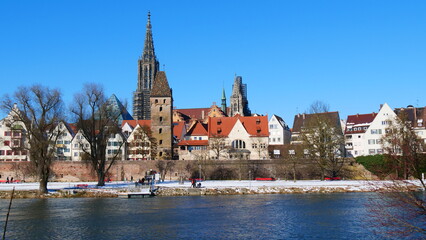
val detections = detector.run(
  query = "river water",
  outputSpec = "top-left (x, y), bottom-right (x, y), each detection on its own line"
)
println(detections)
top-left (0, 193), bottom-right (396, 239)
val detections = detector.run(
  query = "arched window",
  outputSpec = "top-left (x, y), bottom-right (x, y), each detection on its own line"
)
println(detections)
top-left (159, 107), bottom-right (163, 112)
top-left (155, 99), bottom-right (158, 104)
top-left (159, 128), bottom-right (162, 134)
top-left (159, 117), bottom-right (163, 122)
top-left (232, 140), bottom-right (246, 149)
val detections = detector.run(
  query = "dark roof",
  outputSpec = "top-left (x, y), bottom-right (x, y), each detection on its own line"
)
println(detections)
top-left (394, 106), bottom-right (426, 128)
top-left (292, 111), bottom-right (341, 133)
top-left (151, 71), bottom-right (172, 97)
top-left (344, 113), bottom-right (377, 134)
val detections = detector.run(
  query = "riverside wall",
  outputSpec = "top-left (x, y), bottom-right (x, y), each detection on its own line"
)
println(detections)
top-left (0, 158), bottom-right (369, 182)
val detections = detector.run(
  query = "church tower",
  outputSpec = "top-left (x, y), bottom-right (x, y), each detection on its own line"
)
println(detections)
top-left (221, 88), bottom-right (227, 114)
top-left (229, 76), bottom-right (251, 116)
top-left (150, 71), bottom-right (173, 160)
top-left (133, 12), bottom-right (159, 120)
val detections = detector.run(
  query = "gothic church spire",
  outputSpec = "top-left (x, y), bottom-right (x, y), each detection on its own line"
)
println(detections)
top-left (133, 11), bottom-right (160, 120)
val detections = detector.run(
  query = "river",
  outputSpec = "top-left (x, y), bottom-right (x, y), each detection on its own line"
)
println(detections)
top-left (0, 193), bottom-right (403, 239)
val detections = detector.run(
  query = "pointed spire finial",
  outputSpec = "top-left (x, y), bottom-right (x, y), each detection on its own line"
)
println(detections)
top-left (147, 11), bottom-right (151, 28)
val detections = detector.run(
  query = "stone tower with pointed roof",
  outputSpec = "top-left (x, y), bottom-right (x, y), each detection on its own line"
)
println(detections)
top-left (150, 71), bottom-right (173, 159)
top-left (133, 12), bottom-right (159, 120)
top-left (230, 76), bottom-right (251, 116)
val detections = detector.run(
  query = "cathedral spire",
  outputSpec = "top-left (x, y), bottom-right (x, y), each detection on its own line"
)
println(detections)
top-left (133, 11), bottom-right (160, 120)
top-left (142, 11), bottom-right (155, 62)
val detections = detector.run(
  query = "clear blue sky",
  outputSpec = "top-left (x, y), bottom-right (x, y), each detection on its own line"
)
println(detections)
top-left (1, 1), bottom-right (425, 127)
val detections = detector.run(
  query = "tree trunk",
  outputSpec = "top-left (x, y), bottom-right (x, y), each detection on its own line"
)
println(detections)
top-left (97, 169), bottom-right (105, 186)
top-left (39, 175), bottom-right (49, 194)
top-left (39, 163), bottom-right (50, 194)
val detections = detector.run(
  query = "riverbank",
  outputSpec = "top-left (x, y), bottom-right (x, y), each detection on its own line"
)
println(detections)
top-left (0, 180), bottom-right (423, 199)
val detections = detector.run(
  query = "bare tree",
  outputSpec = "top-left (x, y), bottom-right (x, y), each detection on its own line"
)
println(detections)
top-left (155, 160), bottom-right (176, 182)
top-left (209, 135), bottom-right (229, 160)
top-left (301, 102), bottom-right (345, 179)
top-left (70, 84), bottom-right (124, 186)
top-left (306, 100), bottom-right (330, 114)
top-left (1, 85), bottom-right (64, 193)
top-left (366, 112), bottom-right (426, 239)
top-left (382, 112), bottom-right (426, 187)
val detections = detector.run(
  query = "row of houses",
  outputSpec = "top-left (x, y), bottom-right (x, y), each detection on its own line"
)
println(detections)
top-left (1, 101), bottom-right (425, 162)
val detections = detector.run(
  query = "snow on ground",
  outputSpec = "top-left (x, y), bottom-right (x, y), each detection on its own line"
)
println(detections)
top-left (0, 180), bottom-right (422, 192)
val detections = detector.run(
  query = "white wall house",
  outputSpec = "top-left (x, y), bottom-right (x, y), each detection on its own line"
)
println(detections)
top-left (208, 115), bottom-right (269, 160)
top-left (53, 122), bottom-right (75, 161)
top-left (0, 105), bottom-right (29, 162)
top-left (126, 124), bottom-right (153, 160)
top-left (268, 115), bottom-right (291, 145)
top-left (344, 103), bottom-right (397, 157)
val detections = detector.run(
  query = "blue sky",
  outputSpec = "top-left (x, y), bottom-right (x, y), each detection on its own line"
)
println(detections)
top-left (1, 1), bottom-right (425, 126)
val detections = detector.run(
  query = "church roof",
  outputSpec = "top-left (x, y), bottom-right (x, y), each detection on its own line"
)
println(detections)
top-left (151, 71), bottom-right (172, 97)
top-left (106, 94), bottom-right (134, 124)
top-left (208, 115), bottom-right (269, 137)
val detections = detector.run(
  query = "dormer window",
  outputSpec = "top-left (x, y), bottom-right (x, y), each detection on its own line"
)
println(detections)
top-left (256, 119), bottom-right (260, 124)
top-left (217, 119), bottom-right (222, 125)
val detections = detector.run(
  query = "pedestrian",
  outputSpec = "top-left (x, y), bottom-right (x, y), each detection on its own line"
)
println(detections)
top-left (142, 178), bottom-right (145, 185)
top-left (10, 177), bottom-right (13, 183)
top-left (6, 177), bottom-right (9, 184)
top-left (191, 178), bottom-right (196, 188)
top-left (131, 176), bottom-right (133, 182)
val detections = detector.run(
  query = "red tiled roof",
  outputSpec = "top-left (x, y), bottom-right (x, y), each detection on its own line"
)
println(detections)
top-left (187, 121), bottom-right (208, 136)
top-left (208, 115), bottom-right (269, 137)
top-left (173, 121), bottom-right (186, 140)
top-left (122, 120), bottom-right (151, 128)
top-left (176, 108), bottom-right (211, 120)
top-left (177, 140), bottom-right (209, 146)
top-left (345, 113), bottom-right (377, 134)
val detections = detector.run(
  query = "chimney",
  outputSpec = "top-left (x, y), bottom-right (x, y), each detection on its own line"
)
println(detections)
top-left (302, 113), bottom-right (305, 119)
top-left (201, 111), bottom-right (205, 119)
top-left (380, 104), bottom-right (383, 110)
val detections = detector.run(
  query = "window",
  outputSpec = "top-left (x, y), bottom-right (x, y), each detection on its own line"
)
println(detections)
top-left (159, 140), bottom-right (163, 145)
top-left (232, 140), bottom-right (246, 149)
top-left (252, 143), bottom-right (258, 148)
top-left (4, 141), bottom-right (10, 146)
top-left (155, 99), bottom-right (158, 103)
top-left (6, 150), bottom-right (12, 155)
top-left (277, 138), bottom-right (281, 142)
top-left (159, 117), bottom-right (163, 122)
top-left (163, 99), bottom-right (166, 103)
top-left (74, 152), bottom-right (78, 157)
top-left (13, 132), bottom-right (20, 137)
top-left (368, 139), bottom-right (375, 145)
top-left (377, 149), bottom-right (383, 154)
top-left (371, 129), bottom-right (382, 134)
top-left (159, 128), bottom-right (162, 134)
top-left (369, 149), bottom-right (376, 154)
top-left (13, 140), bottom-right (20, 147)
top-left (0, 150), bottom-right (4, 155)
top-left (260, 143), bottom-right (266, 148)
top-left (160, 107), bottom-right (163, 112)
top-left (4, 131), bottom-right (11, 136)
